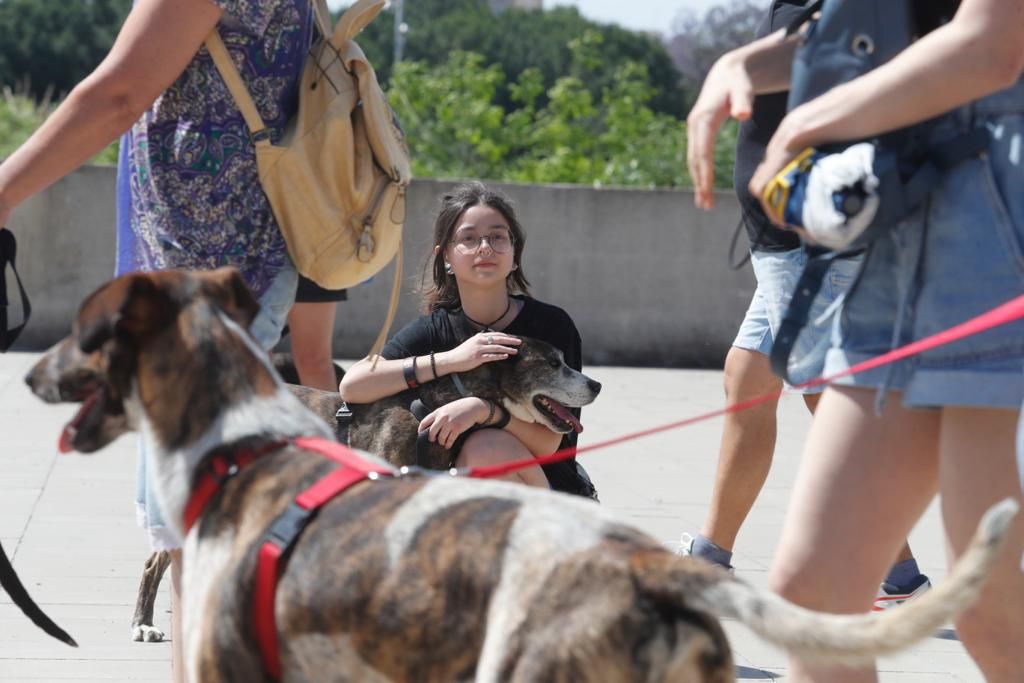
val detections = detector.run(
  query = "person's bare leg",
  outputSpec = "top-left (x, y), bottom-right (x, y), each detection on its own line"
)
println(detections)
top-left (456, 430), bottom-right (549, 488)
top-left (938, 407), bottom-right (1023, 683)
top-left (802, 392), bottom-right (918, 570)
top-left (768, 386), bottom-right (940, 682)
top-left (701, 346), bottom-right (783, 550)
top-left (286, 302), bottom-right (339, 391)
top-left (169, 549), bottom-right (185, 683)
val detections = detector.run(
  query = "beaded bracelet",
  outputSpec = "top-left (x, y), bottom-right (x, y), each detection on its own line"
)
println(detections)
top-left (429, 350), bottom-right (439, 380)
top-left (402, 356), bottom-right (419, 389)
top-left (482, 400), bottom-right (496, 426)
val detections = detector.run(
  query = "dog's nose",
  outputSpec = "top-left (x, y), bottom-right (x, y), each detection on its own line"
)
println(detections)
top-left (24, 368), bottom-right (39, 393)
top-left (587, 379), bottom-right (602, 395)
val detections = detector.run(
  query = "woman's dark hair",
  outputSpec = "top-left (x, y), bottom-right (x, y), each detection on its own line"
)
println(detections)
top-left (422, 181), bottom-right (531, 312)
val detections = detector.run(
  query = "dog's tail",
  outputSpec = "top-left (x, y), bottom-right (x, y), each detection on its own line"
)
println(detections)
top-left (632, 498), bottom-right (1017, 665)
top-left (0, 539), bottom-right (77, 646)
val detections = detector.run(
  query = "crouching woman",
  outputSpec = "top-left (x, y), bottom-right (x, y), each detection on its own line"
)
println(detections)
top-left (340, 182), bottom-right (598, 499)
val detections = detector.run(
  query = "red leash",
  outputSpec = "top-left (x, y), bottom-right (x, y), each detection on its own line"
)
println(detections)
top-left (470, 293), bottom-right (1024, 480)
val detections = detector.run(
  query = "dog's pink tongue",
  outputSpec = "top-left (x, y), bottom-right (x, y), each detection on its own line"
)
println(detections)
top-left (549, 401), bottom-right (583, 433)
top-left (58, 425), bottom-right (76, 454)
top-left (58, 392), bottom-right (100, 454)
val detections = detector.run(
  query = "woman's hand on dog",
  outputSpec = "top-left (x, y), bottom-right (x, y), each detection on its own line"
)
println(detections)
top-left (419, 397), bottom-right (492, 449)
top-left (440, 333), bottom-right (521, 374)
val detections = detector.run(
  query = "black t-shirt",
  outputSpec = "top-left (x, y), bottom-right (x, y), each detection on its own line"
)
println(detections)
top-left (914, 0), bottom-right (958, 35)
top-left (381, 295), bottom-right (595, 498)
top-left (734, 0), bottom-right (809, 252)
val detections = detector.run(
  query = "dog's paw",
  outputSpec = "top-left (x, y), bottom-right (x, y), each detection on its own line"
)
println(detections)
top-left (132, 624), bottom-right (165, 642)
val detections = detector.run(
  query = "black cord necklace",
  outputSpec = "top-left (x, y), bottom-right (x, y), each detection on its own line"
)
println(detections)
top-left (463, 297), bottom-right (512, 331)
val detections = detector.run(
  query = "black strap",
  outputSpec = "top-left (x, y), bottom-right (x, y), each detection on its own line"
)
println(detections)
top-left (0, 539), bottom-right (76, 646)
top-left (784, 0), bottom-right (823, 37)
top-left (334, 402), bottom-right (352, 444)
top-left (728, 216), bottom-right (752, 270)
top-left (0, 228), bottom-right (31, 352)
top-left (769, 248), bottom-right (839, 383)
top-left (409, 398), bottom-right (434, 468)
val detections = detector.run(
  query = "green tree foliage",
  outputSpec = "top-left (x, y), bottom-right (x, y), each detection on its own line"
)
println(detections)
top-left (0, 0), bottom-right (131, 100)
top-left (351, 1), bottom-right (687, 117)
top-left (387, 33), bottom-right (738, 189)
top-left (0, 87), bottom-right (118, 165)
top-left (0, 0), bottom-right (738, 184)
top-left (0, 87), bottom-right (50, 160)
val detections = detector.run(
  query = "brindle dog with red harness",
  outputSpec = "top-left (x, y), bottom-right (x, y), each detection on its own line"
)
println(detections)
top-left (25, 268), bottom-right (1019, 682)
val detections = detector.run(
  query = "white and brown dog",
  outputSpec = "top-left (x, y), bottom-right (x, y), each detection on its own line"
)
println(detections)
top-left (25, 268), bottom-right (1018, 682)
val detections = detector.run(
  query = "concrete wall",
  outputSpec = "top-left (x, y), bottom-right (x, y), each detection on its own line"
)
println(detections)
top-left (7, 169), bottom-right (753, 367)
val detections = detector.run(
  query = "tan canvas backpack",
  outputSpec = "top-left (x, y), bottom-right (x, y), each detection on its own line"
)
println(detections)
top-left (205, 0), bottom-right (411, 352)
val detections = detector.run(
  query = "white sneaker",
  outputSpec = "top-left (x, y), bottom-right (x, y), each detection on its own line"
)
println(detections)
top-left (872, 575), bottom-right (931, 611)
top-left (676, 532), bottom-right (697, 557)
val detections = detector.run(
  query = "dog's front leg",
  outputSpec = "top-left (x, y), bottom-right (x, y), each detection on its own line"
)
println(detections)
top-left (131, 550), bottom-right (171, 642)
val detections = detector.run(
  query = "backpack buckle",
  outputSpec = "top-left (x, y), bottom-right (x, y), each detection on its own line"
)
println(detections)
top-left (357, 225), bottom-right (375, 262)
top-left (251, 128), bottom-right (272, 144)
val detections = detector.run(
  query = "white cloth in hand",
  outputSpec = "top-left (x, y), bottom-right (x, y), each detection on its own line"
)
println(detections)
top-left (801, 142), bottom-right (880, 250)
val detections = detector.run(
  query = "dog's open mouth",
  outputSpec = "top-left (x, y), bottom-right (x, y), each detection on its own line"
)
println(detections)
top-left (533, 395), bottom-right (583, 433)
top-left (58, 384), bottom-right (106, 454)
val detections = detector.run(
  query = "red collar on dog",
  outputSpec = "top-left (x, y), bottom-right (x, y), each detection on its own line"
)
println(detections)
top-left (182, 436), bottom-right (394, 680)
top-left (182, 439), bottom-right (290, 533)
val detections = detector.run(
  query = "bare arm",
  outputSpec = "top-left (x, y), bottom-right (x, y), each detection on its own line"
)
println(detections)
top-left (339, 331), bottom-right (521, 403)
top-left (418, 397), bottom-right (563, 457)
top-left (750, 0), bottom-right (1024, 205)
top-left (500, 411), bottom-right (563, 457)
top-left (339, 357), bottom-right (422, 403)
top-left (686, 28), bottom-right (800, 209)
top-left (0, 0), bottom-right (223, 226)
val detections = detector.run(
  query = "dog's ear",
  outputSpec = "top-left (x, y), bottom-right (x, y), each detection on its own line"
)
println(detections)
top-left (200, 267), bottom-right (261, 330)
top-left (76, 273), bottom-right (175, 353)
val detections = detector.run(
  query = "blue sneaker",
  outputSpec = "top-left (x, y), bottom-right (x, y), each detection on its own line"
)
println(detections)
top-left (676, 533), bottom-right (734, 574)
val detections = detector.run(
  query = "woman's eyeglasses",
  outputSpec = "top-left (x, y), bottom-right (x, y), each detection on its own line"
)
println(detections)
top-left (451, 232), bottom-right (514, 254)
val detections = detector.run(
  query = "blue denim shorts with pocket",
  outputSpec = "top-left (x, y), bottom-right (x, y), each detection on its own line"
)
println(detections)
top-left (734, 247), bottom-right (863, 392)
top-left (824, 82), bottom-right (1024, 409)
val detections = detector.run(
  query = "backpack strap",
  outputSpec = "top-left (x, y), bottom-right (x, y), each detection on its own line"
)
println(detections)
top-left (333, 0), bottom-right (385, 46)
top-left (311, 0), bottom-right (333, 41)
top-left (0, 228), bottom-right (31, 353)
top-left (205, 0), bottom-right (335, 138)
top-left (365, 243), bottom-right (402, 358)
top-left (768, 247), bottom-right (841, 383)
top-left (203, 32), bottom-right (270, 143)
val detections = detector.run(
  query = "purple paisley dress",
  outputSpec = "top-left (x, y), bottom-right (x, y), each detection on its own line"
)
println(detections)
top-left (116, 0), bottom-right (314, 297)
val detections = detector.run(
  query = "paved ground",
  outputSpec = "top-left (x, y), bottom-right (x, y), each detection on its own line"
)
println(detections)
top-left (0, 352), bottom-right (984, 681)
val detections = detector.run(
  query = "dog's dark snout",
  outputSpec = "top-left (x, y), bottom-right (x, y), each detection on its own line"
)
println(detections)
top-left (24, 360), bottom-right (59, 403)
top-left (24, 358), bottom-right (49, 394)
top-left (587, 379), bottom-right (602, 395)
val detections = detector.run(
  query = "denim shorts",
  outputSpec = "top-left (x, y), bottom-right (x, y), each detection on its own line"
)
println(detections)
top-left (824, 84), bottom-right (1024, 409)
top-left (135, 260), bottom-right (298, 550)
top-left (734, 247), bottom-right (863, 392)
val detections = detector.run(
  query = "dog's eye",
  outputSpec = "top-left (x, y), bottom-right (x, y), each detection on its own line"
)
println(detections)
top-left (549, 360), bottom-right (560, 369)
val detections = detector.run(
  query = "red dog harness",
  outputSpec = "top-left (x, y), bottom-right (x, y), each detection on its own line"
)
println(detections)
top-left (182, 436), bottom-right (395, 679)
